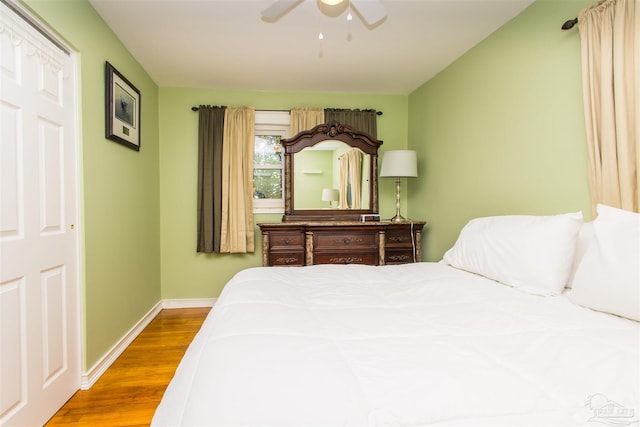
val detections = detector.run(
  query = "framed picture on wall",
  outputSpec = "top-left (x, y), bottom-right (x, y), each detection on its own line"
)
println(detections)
top-left (105, 61), bottom-right (141, 151)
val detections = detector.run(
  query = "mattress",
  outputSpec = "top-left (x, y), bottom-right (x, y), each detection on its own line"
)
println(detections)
top-left (152, 263), bottom-right (639, 426)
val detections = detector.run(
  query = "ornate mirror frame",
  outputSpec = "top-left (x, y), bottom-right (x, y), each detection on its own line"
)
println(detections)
top-left (282, 120), bottom-right (383, 222)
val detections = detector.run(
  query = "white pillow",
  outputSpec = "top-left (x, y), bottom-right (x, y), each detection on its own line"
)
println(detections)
top-left (569, 204), bottom-right (640, 321)
top-left (442, 212), bottom-right (583, 296)
top-left (565, 221), bottom-right (595, 289)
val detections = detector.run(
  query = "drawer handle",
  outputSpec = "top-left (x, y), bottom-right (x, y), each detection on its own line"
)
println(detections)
top-left (390, 236), bottom-right (410, 243)
top-left (276, 257), bottom-right (298, 264)
top-left (283, 238), bottom-right (293, 245)
top-left (332, 237), bottom-right (363, 245)
top-left (329, 256), bottom-right (363, 264)
top-left (389, 254), bottom-right (410, 261)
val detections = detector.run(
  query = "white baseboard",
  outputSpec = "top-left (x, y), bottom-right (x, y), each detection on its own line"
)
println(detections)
top-left (161, 297), bottom-right (217, 309)
top-left (80, 297), bottom-right (216, 389)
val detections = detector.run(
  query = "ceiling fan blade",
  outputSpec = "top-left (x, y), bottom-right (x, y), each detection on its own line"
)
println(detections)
top-left (351, 0), bottom-right (386, 26)
top-left (261, 0), bottom-right (304, 21)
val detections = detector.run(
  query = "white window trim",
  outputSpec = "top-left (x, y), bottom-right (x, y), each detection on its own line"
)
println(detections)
top-left (253, 111), bottom-right (290, 214)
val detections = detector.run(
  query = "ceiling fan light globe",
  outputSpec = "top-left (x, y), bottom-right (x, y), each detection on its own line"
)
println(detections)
top-left (319, 0), bottom-right (344, 5)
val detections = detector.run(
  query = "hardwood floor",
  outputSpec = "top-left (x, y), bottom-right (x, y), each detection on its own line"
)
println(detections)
top-left (45, 308), bottom-right (210, 427)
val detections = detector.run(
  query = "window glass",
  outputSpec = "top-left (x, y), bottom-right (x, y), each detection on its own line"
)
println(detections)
top-left (254, 135), bottom-right (282, 166)
top-left (253, 111), bottom-right (289, 213)
top-left (253, 135), bottom-right (283, 199)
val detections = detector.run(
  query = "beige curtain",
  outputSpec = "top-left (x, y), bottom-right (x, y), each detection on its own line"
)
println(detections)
top-left (348, 149), bottom-right (363, 209)
top-left (338, 149), bottom-right (363, 208)
top-left (220, 107), bottom-right (255, 253)
top-left (579, 0), bottom-right (638, 214)
top-left (339, 154), bottom-right (349, 208)
top-left (290, 107), bottom-right (324, 136)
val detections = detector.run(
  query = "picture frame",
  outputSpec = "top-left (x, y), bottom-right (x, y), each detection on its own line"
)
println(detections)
top-left (105, 61), bottom-right (141, 151)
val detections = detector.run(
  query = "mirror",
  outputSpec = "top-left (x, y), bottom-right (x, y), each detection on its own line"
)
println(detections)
top-left (293, 141), bottom-right (370, 210)
top-left (282, 121), bottom-right (382, 222)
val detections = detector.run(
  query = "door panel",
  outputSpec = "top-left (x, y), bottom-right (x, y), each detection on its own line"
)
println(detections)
top-left (0, 102), bottom-right (22, 240)
top-left (0, 279), bottom-right (27, 420)
top-left (39, 119), bottom-right (64, 234)
top-left (41, 265), bottom-right (66, 386)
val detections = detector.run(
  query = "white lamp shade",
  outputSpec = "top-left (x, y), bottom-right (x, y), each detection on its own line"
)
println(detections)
top-left (380, 150), bottom-right (418, 178)
top-left (321, 188), bottom-right (340, 202)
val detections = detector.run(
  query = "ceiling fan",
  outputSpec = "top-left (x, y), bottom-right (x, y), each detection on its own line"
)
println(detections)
top-left (261, 0), bottom-right (387, 27)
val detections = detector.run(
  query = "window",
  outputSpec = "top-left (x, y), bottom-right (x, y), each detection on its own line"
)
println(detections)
top-left (253, 111), bottom-right (290, 213)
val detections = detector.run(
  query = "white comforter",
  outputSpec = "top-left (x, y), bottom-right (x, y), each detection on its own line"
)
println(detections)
top-left (152, 263), bottom-right (639, 426)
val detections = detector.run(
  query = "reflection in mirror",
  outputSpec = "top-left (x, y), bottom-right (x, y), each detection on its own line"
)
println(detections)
top-left (294, 141), bottom-right (370, 210)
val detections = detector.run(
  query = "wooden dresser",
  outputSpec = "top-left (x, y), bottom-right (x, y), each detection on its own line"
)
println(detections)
top-left (258, 221), bottom-right (425, 267)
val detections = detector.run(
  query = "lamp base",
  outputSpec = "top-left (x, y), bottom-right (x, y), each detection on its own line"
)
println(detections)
top-left (388, 176), bottom-right (410, 223)
top-left (389, 214), bottom-right (409, 223)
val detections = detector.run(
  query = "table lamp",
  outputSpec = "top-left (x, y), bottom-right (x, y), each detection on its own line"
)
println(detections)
top-left (379, 150), bottom-right (418, 222)
top-left (321, 188), bottom-right (339, 208)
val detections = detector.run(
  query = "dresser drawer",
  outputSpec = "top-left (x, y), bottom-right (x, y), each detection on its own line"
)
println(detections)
top-left (314, 232), bottom-right (378, 250)
top-left (385, 250), bottom-right (416, 265)
top-left (385, 228), bottom-right (414, 248)
top-left (314, 252), bottom-right (379, 265)
top-left (269, 251), bottom-right (305, 267)
top-left (269, 232), bottom-right (304, 250)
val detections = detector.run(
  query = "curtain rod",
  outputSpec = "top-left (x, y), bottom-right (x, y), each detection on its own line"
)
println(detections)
top-left (191, 105), bottom-right (225, 111)
top-left (562, 17), bottom-right (578, 30)
top-left (191, 106), bottom-right (383, 115)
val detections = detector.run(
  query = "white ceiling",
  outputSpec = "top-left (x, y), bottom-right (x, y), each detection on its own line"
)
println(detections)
top-left (88, 0), bottom-right (535, 95)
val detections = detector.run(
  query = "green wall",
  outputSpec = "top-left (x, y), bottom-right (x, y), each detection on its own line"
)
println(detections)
top-left (159, 88), bottom-right (408, 299)
top-left (23, 0), bottom-right (161, 369)
top-left (408, 0), bottom-right (592, 261)
top-left (294, 150), bottom-right (334, 209)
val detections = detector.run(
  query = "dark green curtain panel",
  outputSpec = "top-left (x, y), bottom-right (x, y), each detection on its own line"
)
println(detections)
top-left (324, 108), bottom-right (378, 138)
top-left (197, 106), bottom-right (226, 253)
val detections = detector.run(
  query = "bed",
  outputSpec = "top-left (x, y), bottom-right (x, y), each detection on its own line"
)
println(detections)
top-left (152, 205), bottom-right (639, 426)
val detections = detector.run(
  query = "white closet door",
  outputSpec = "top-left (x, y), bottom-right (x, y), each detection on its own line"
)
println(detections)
top-left (0, 2), bottom-right (80, 426)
